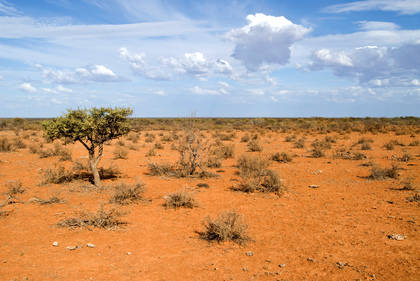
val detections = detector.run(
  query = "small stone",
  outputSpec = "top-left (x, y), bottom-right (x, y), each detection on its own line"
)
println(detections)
top-left (279, 264), bottom-right (286, 268)
top-left (214, 268), bottom-right (219, 270)
top-left (388, 234), bottom-right (406, 241)
top-left (66, 246), bottom-right (77, 251)
top-left (336, 262), bottom-right (345, 269)
top-left (309, 185), bottom-right (319, 188)
top-left (87, 243), bottom-right (95, 248)
top-left (245, 251), bottom-right (254, 256)
top-left (53, 242), bottom-right (59, 247)
top-left (126, 252), bottom-right (132, 255)
top-left (307, 258), bottom-right (315, 262)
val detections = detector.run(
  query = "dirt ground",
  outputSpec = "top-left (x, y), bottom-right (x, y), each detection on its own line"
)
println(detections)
top-left (0, 128), bottom-right (419, 281)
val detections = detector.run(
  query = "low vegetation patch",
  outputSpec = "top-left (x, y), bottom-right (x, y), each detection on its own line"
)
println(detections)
top-left (271, 152), bottom-right (293, 163)
top-left (197, 210), bottom-right (252, 246)
top-left (235, 155), bottom-right (284, 194)
top-left (57, 204), bottom-right (127, 230)
top-left (163, 189), bottom-right (199, 210)
top-left (6, 181), bottom-right (25, 195)
top-left (109, 181), bottom-right (146, 205)
top-left (247, 140), bottom-right (263, 152)
top-left (368, 163), bottom-right (400, 180)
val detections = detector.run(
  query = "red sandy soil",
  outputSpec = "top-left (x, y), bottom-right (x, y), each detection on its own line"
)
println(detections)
top-left (0, 129), bottom-right (419, 281)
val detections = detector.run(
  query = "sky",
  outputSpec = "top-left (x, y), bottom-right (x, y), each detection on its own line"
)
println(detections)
top-left (0, 0), bottom-right (419, 118)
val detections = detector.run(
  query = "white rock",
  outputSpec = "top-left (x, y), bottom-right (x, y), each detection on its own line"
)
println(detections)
top-left (87, 243), bottom-right (95, 248)
top-left (53, 242), bottom-right (59, 247)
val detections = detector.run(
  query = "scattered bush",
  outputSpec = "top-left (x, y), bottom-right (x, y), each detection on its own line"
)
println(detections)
top-left (368, 163), bottom-right (400, 180)
top-left (360, 142), bottom-right (372, 150)
top-left (402, 178), bottom-right (416, 191)
top-left (293, 137), bottom-right (306, 148)
top-left (247, 140), bottom-right (263, 152)
top-left (109, 181), bottom-right (146, 205)
top-left (240, 133), bottom-right (251, 143)
top-left (6, 181), bottom-right (25, 195)
top-left (408, 140), bottom-right (419, 146)
top-left (163, 189), bottom-right (199, 210)
top-left (205, 156), bottom-right (223, 168)
top-left (29, 189), bottom-right (65, 205)
top-left (13, 137), bottom-right (27, 149)
top-left (236, 155), bottom-right (284, 193)
top-left (154, 142), bottom-right (164, 149)
top-left (147, 161), bottom-right (174, 176)
top-left (57, 204), bottom-right (127, 230)
top-left (285, 134), bottom-right (297, 142)
top-left (399, 153), bottom-right (413, 162)
top-left (113, 146), bottom-right (129, 159)
top-left (0, 137), bottom-right (14, 152)
top-left (126, 132), bottom-right (140, 143)
top-left (213, 143), bottom-right (235, 159)
top-left (42, 165), bottom-right (73, 184)
top-left (197, 210), bottom-right (251, 246)
top-left (146, 148), bottom-right (156, 157)
top-left (311, 147), bottom-right (325, 158)
top-left (271, 152), bottom-right (293, 163)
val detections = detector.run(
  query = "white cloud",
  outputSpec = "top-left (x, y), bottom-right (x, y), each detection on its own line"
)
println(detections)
top-left (0, 1), bottom-right (20, 16)
top-left (120, 47), bottom-right (233, 80)
top-left (0, 75), bottom-right (3, 80)
top-left (190, 86), bottom-right (221, 95)
top-left (356, 21), bottom-right (400, 31)
top-left (323, 0), bottom-right (420, 15)
top-left (219, 81), bottom-right (230, 88)
top-left (308, 43), bottom-right (420, 84)
top-left (18, 83), bottom-right (37, 93)
top-left (42, 64), bottom-right (129, 84)
top-left (223, 13), bottom-right (312, 71)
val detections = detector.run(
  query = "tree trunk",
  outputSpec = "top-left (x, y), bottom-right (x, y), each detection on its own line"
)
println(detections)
top-left (89, 154), bottom-right (101, 187)
top-left (88, 144), bottom-right (103, 187)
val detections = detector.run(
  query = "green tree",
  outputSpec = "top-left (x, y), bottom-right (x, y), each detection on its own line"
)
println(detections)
top-left (42, 107), bottom-right (133, 186)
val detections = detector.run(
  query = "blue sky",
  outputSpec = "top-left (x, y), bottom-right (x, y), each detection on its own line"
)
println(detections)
top-left (1, 0), bottom-right (419, 118)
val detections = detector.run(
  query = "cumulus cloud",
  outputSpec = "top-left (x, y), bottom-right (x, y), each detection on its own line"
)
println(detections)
top-left (308, 43), bottom-right (420, 84)
top-left (190, 86), bottom-right (221, 95)
top-left (18, 82), bottom-right (37, 93)
top-left (120, 47), bottom-right (233, 80)
top-left (222, 13), bottom-right (312, 71)
top-left (42, 65), bottom-right (130, 84)
top-left (322, 0), bottom-right (420, 15)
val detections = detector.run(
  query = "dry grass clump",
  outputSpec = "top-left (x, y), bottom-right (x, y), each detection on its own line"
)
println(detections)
top-left (126, 132), bottom-right (140, 143)
top-left (293, 137), bottom-right (306, 148)
top-left (29, 189), bottom-right (65, 205)
top-left (113, 146), bottom-right (129, 159)
top-left (398, 153), bottom-right (413, 162)
top-left (213, 143), bottom-right (235, 159)
top-left (311, 147), bottom-right (325, 158)
top-left (154, 142), bottom-right (164, 149)
top-left (0, 137), bottom-right (14, 152)
top-left (146, 148), bottom-right (156, 157)
top-left (246, 140), bottom-right (263, 152)
top-left (109, 182), bottom-right (146, 205)
top-left (402, 178), bottom-right (416, 191)
top-left (147, 161), bottom-right (174, 176)
top-left (236, 155), bottom-right (284, 193)
top-left (408, 192), bottom-right (420, 204)
top-left (163, 189), bottom-right (199, 210)
top-left (57, 204), bottom-right (127, 230)
top-left (197, 210), bottom-right (252, 246)
top-left (38, 142), bottom-right (72, 161)
top-left (42, 165), bottom-right (73, 184)
top-left (205, 156), bottom-right (223, 168)
top-left (368, 163), bottom-right (400, 180)
top-left (408, 140), bottom-right (419, 146)
top-left (13, 137), bottom-right (27, 149)
top-left (240, 133), bottom-right (251, 143)
top-left (6, 181), bottom-right (25, 195)
top-left (271, 152), bottom-right (293, 163)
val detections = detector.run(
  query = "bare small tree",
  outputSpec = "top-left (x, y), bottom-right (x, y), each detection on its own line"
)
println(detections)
top-left (176, 112), bottom-right (211, 176)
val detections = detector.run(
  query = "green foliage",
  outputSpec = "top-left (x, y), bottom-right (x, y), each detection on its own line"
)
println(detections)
top-left (42, 107), bottom-right (133, 186)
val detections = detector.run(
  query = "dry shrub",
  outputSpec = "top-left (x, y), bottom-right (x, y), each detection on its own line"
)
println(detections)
top-left (311, 147), bottom-right (325, 158)
top-left (147, 161), bottom-right (174, 176)
top-left (38, 142), bottom-right (72, 161)
top-left (312, 139), bottom-right (331, 150)
top-left (29, 189), bottom-right (65, 205)
top-left (285, 134), bottom-right (296, 142)
top-left (163, 189), bottom-right (199, 210)
top-left (399, 153), bottom-right (413, 162)
top-left (109, 182), bottom-right (146, 205)
top-left (293, 137), bottom-right (306, 148)
top-left (369, 163), bottom-right (400, 180)
top-left (57, 204), bottom-right (127, 230)
top-left (146, 148), bottom-right (156, 157)
top-left (213, 143), bottom-right (235, 159)
top-left (205, 156), bottom-right (223, 168)
top-left (236, 155), bottom-right (284, 193)
top-left (126, 132), bottom-right (140, 143)
top-left (271, 152), bottom-right (293, 163)
top-left (0, 137), bottom-right (14, 152)
top-left (197, 210), bottom-right (252, 246)
top-left (154, 142), bottom-right (164, 149)
top-left (6, 181), bottom-right (25, 195)
top-left (240, 133), bottom-right (251, 143)
top-left (408, 192), bottom-right (420, 204)
top-left (409, 140), bottom-right (419, 146)
top-left (402, 178), bottom-right (416, 191)
top-left (113, 146), bottom-right (129, 159)
top-left (360, 142), bottom-right (372, 150)
top-left (13, 137), bottom-right (27, 149)
top-left (247, 140), bottom-right (263, 152)
top-left (42, 164), bottom-right (73, 184)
